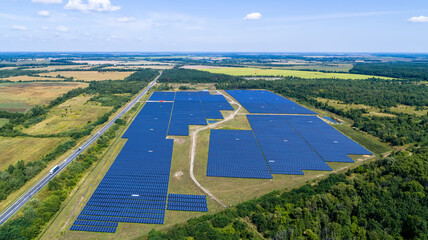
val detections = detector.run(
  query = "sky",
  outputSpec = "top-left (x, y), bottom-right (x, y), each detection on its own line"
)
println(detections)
top-left (1, 0), bottom-right (428, 52)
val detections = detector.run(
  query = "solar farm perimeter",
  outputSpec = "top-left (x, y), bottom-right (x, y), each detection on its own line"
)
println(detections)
top-left (68, 89), bottom-right (371, 235)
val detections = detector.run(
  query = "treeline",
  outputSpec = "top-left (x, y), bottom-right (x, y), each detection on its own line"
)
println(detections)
top-left (0, 120), bottom-right (125, 240)
top-left (147, 147), bottom-right (428, 240)
top-left (350, 62), bottom-right (428, 80)
top-left (158, 68), bottom-right (244, 83)
top-left (0, 69), bottom-right (46, 78)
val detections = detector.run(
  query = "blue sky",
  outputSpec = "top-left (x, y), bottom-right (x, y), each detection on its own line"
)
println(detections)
top-left (1, 0), bottom-right (428, 52)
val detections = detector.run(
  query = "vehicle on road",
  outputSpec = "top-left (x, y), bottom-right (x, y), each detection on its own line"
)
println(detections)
top-left (49, 165), bottom-right (59, 175)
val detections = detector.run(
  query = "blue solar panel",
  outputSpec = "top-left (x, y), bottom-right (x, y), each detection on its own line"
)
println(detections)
top-left (70, 225), bottom-right (116, 233)
top-left (73, 220), bottom-right (118, 228)
top-left (207, 130), bottom-right (272, 179)
top-left (248, 115), bottom-right (332, 175)
top-left (74, 101), bottom-right (174, 227)
top-left (149, 91), bottom-right (176, 101)
top-left (284, 115), bottom-right (372, 162)
top-left (166, 194), bottom-right (208, 212)
top-left (226, 90), bottom-right (316, 114)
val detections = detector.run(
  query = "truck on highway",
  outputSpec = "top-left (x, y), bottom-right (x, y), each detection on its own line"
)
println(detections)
top-left (49, 165), bottom-right (59, 175)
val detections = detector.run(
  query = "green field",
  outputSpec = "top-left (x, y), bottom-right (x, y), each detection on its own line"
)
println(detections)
top-left (0, 118), bottom-right (8, 128)
top-left (200, 67), bottom-right (393, 80)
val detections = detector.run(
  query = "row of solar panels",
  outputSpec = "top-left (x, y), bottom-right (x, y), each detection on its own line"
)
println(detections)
top-left (226, 90), bottom-right (316, 115)
top-left (207, 130), bottom-right (273, 179)
top-left (148, 91), bottom-right (233, 136)
top-left (71, 102), bottom-right (175, 233)
top-left (166, 194), bottom-right (208, 212)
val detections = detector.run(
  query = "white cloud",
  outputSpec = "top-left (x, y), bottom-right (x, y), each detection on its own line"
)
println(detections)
top-left (32, 0), bottom-right (62, 4)
top-left (37, 10), bottom-right (50, 17)
top-left (65, 0), bottom-right (121, 12)
top-left (244, 12), bottom-right (262, 20)
top-left (12, 25), bottom-right (27, 31)
top-left (56, 26), bottom-right (69, 32)
top-left (408, 15), bottom-right (428, 23)
top-left (116, 16), bottom-right (136, 23)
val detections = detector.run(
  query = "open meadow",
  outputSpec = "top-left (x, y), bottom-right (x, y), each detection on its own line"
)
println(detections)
top-left (200, 67), bottom-right (393, 80)
top-left (23, 95), bottom-right (113, 135)
top-left (0, 82), bottom-right (88, 112)
top-left (40, 71), bottom-right (134, 81)
top-left (0, 137), bottom-right (64, 171)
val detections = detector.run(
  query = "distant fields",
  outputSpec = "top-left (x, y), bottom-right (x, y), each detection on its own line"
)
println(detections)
top-left (23, 95), bottom-right (113, 135)
top-left (0, 82), bottom-right (88, 112)
top-left (200, 67), bottom-right (393, 80)
top-left (0, 75), bottom-right (64, 82)
top-left (0, 137), bottom-right (63, 171)
top-left (40, 71), bottom-right (134, 81)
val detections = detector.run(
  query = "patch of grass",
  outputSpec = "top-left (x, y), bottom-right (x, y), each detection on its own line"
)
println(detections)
top-left (0, 137), bottom-right (63, 171)
top-left (23, 94), bottom-right (113, 135)
top-left (390, 104), bottom-right (428, 116)
top-left (271, 64), bottom-right (353, 72)
top-left (0, 118), bottom-right (8, 128)
top-left (40, 71), bottom-right (134, 81)
top-left (200, 67), bottom-right (393, 80)
top-left (333, 124), bottom-right (392, 155)
top-left (0, 82), bottom-right (88, 112)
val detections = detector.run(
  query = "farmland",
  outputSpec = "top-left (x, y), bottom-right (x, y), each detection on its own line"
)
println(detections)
top-left (0, 82), bottom-right (88, 112)
top-left (23, 95), bottom-right (113, 135)
top-left (0, 75), bottom-right (64, 82)
top-left (0, 137), bottom-right (63, 171)
top-left (199, 67), bottom-right (393, 79)
top-left (40, 71), bottom-right (134, 81)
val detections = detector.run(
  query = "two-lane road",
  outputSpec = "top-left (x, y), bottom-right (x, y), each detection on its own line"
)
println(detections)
top-left (0, 71), bottom-right (161, 226)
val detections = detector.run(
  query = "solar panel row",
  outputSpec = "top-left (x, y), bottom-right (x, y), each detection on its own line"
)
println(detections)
top-left (72, 102), bottom-right (175, 233)
top-left (70, 225), bottom-right (116, 233)
top-left (207, 130), bottom-right (273, 179)
top-left (248, 115), bottom-right (332, 175)
top-left (149, 91), bottom-right (176, 101)
top-left (166, 194), bottom-right (208, 212)
top-left (226, 90), bottom-right (316, 114)
top-left (165, 91), bottom-right (233, 136)
top-left (73, 220), bottom-right (118, 228)
top-left (284, 115), bottom-right (372, 162)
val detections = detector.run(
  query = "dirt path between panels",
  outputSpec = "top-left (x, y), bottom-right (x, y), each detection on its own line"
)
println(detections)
top-left (189, 92), bottom-right (242, 208)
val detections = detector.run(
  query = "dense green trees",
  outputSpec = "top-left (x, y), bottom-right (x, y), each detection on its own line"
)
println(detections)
top-left (148, 148), bottom-right (428, 240)
top-left (350, 62), bottom-right (428, 80)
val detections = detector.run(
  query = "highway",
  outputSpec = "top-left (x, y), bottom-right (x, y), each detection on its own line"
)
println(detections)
top-left (0, 71), bottom-right (162, 226)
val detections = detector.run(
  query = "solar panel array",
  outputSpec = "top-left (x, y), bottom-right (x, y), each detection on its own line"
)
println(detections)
top-left (167, 91), bottom-right (233, 136)
top-left (207, 129), bottom-right (273, 179)
top-left (199, 91), bottom-right (234, 119)
top-left (149, 91), bottom-right (176, 101)
top-left (226, 90), bottom-right (316, 114)
top-left (167, 194), bottom-right (208, 212)
top-left (248, 115), bottom-right (332, 175)
top-left (71, 102), bottom-right (174, 233)
top-left (285, 115), bottom-right (372, 162)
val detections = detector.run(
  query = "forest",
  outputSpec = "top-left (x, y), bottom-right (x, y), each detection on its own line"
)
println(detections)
top-left (147, 147), bottom-right (428, 240)
top-left (350, 62), bottom-right (428, 80)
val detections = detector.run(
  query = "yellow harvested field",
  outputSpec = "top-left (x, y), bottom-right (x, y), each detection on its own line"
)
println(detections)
top-left (103, 65), bottom-right (173, 70)
top-left (0, 137), bottom-right (63, 171)
top-left (0, 75), bottom-right (64, 81)
top-left (0, 82), bottom-right (88, 112)
top-left (40, 71), bottom-right (134, 81)
top-left (22, 65), bottom-right (91, 71)
top-left (24, 95), bottom-right (113, 135)
top-left (200, 67), bottom-right (393, 80)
